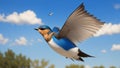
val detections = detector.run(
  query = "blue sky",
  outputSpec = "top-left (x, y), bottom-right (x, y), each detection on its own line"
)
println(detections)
top-left (0, 0), bottom-right (120, 68)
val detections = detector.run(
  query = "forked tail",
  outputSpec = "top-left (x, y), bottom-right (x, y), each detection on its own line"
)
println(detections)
top-left (77, 49), bottom-right (94, 62)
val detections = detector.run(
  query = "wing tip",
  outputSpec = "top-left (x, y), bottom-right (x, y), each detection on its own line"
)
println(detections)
top-left (79, 2), bottom-right (85, 9)
top-left (81, 2), bottom-right (84, 6)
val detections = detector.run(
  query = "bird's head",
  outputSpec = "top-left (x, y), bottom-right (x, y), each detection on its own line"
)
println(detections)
top-left (35, 25), bottom-right (52, 36)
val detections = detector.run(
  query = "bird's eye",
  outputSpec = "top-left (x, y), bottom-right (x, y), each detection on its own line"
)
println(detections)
top-left (40, 28), bottom-right (45, 30)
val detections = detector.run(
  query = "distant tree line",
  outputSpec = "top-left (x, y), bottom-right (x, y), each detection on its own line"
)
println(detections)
top-left (0, 49), bottom-right (54, 68)
top-left (66, 64), bottom-right (117, 68)
top-left (0, 49), bottom-right (30, 68)
top-left (0, 49), bottom-right (117, 68)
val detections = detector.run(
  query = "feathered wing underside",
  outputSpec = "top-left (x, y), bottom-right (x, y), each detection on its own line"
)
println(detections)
top-left (57, 3), bottom-right (104, 43)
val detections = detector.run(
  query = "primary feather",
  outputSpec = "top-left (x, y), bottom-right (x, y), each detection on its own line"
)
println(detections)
top-left (57, 3), bottom-right (104, 43)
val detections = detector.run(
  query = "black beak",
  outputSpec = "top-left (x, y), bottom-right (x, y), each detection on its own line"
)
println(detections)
top-left (34, 28), bottom-right (38, 31)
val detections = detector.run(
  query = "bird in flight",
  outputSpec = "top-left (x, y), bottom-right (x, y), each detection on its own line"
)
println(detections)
top-left (48, 12), bottom-right (54, 16)
top-left (35, 3), bottom-right (104, 61)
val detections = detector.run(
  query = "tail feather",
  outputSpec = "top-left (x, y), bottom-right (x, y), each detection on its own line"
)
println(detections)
top-left (78, 57), bottom-right (84, 62)
top-left (78, 49), bottom-right (94, 57)
top-left (76, 49), bottom-right (94, 62)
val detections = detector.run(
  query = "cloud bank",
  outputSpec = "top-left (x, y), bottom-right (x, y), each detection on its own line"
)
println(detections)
top-left (0, 10), bottom-right (42, 25)
top-left (14, 37), bottom-right (27, 46)
top-left (111, 44), bottom-right (120, 51)
top-left (94, 23), bottom-right (120, 37)
top-left (0, 33), bottom-right (43, 46)
top-left (114, 4), bottom-right (120, 10)
top-left (0, 34), bottom-right (9, 45)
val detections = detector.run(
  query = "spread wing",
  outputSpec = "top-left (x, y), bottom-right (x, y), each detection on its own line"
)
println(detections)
top-left (57, 3), bottom-right (104, 44)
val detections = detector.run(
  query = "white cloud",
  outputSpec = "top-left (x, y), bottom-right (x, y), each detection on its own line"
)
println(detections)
top-left (114, 4), bottom-right (120, 10)
top-left (101, 49), bottom-right (107, 53)
top-left (0, 34), bottom-right (8, 45)
top-left (0, 10), bottom-right (42, 25)
top-left (111, 44), bottom-right (120, 51)
top-left (14, 37), bottom-right (27, 46)
top-left (94, 23), bottom-right (120, 37)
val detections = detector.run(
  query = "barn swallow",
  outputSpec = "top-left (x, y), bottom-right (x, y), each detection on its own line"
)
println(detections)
top-left (35, 3), bottom-right (104, 61)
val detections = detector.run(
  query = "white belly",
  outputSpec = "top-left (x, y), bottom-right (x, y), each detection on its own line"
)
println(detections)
top-left (48, 39), bottom-right (79, 59)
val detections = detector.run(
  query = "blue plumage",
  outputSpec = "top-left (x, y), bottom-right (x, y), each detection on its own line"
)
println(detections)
top-left (52, 27), bottom-right (60, 33)
top-left (39, 25), bottom-right (52, 31)
top-left (39, 25), bottom-right (50, 29)
top-left (52, 36), bottom-right (76, 50)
